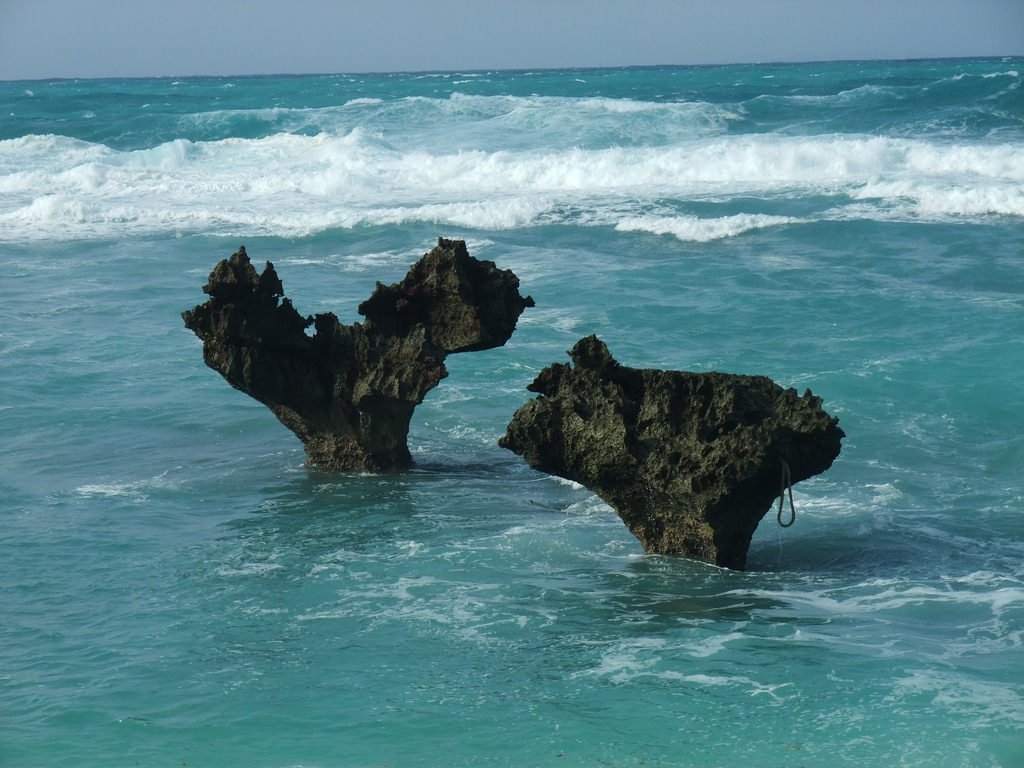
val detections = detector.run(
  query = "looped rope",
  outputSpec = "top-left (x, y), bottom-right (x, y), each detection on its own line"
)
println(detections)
top-left (777, 459), bottom-right (796, 528)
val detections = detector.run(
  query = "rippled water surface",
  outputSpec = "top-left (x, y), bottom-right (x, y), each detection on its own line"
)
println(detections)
top-left (2, 59), bottom-right (1023, 767)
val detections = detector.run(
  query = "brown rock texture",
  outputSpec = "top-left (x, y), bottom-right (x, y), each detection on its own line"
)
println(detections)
top-left (500, 336), bottom-right (844, 569)
top-left (183, 238), bottom-right (534, 471)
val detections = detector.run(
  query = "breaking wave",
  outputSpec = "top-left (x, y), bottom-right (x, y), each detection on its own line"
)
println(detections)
top-left (1, 129), bottom-right (1022, 242)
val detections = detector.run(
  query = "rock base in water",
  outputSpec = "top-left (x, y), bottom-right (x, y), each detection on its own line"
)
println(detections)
top-left (183, 238), bottom-right (534, 471)
top-left (500, 336), bottom-right (844, 569)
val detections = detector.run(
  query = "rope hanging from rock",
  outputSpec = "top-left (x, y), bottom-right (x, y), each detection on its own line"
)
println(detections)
top-left (777, 459), bottom-right (796, 528)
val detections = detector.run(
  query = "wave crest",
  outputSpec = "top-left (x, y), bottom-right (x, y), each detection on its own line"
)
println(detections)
top-left (1, 131), bottom-right (1021, 242)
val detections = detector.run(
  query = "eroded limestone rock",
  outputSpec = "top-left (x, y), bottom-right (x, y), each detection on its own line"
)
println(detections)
top-left (500, 336), bottom-right (844, 569)
top-left (183, 238), bottom-right (533, 470)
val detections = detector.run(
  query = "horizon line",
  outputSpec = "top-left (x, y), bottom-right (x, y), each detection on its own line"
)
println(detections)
top-left (3, 53), bottom-right (1020, 85)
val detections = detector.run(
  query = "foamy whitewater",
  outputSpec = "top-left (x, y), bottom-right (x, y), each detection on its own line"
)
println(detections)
top-left (2, 59), bottom-right (1022, 767)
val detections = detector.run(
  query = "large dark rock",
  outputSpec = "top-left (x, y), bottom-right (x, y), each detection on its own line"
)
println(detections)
top-left (500, 336), bottom-right (844, 569)
top-left (183, 238), bottom-right (534, 471)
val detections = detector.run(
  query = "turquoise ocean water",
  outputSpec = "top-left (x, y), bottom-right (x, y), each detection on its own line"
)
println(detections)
top-left (2, 58), bottom-right (1023, 767)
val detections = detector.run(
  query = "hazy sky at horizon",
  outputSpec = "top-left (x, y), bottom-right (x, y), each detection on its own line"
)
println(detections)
top-left (1, 0), bottom-right (1022, 80)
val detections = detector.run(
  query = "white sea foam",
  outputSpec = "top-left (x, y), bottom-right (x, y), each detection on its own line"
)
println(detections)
top-left (77, 481), bottom-right (150, 502)
top-left (75, 471), bottom-right (181, 502)
top-left (889, 669), bottom-right (1024, 729)
top-left (215, 562), bottom-right (286, 577)
top-left (518, 307), bottom-right (587, 333)
top-left (731, 573), bottom-right (1024, 627)
top-left (574, 637), bottom-right (667, 683)
top-left (1, 131), bottom-right (1021, 242)
top-left (954, 70), bottom-right (1020, 80)
top-left (300, 574), bottom-right (516, 645)
top-left (616, 212), bottom-right (803, 242)
top-left (576, 638), bottom-right (798, 698)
